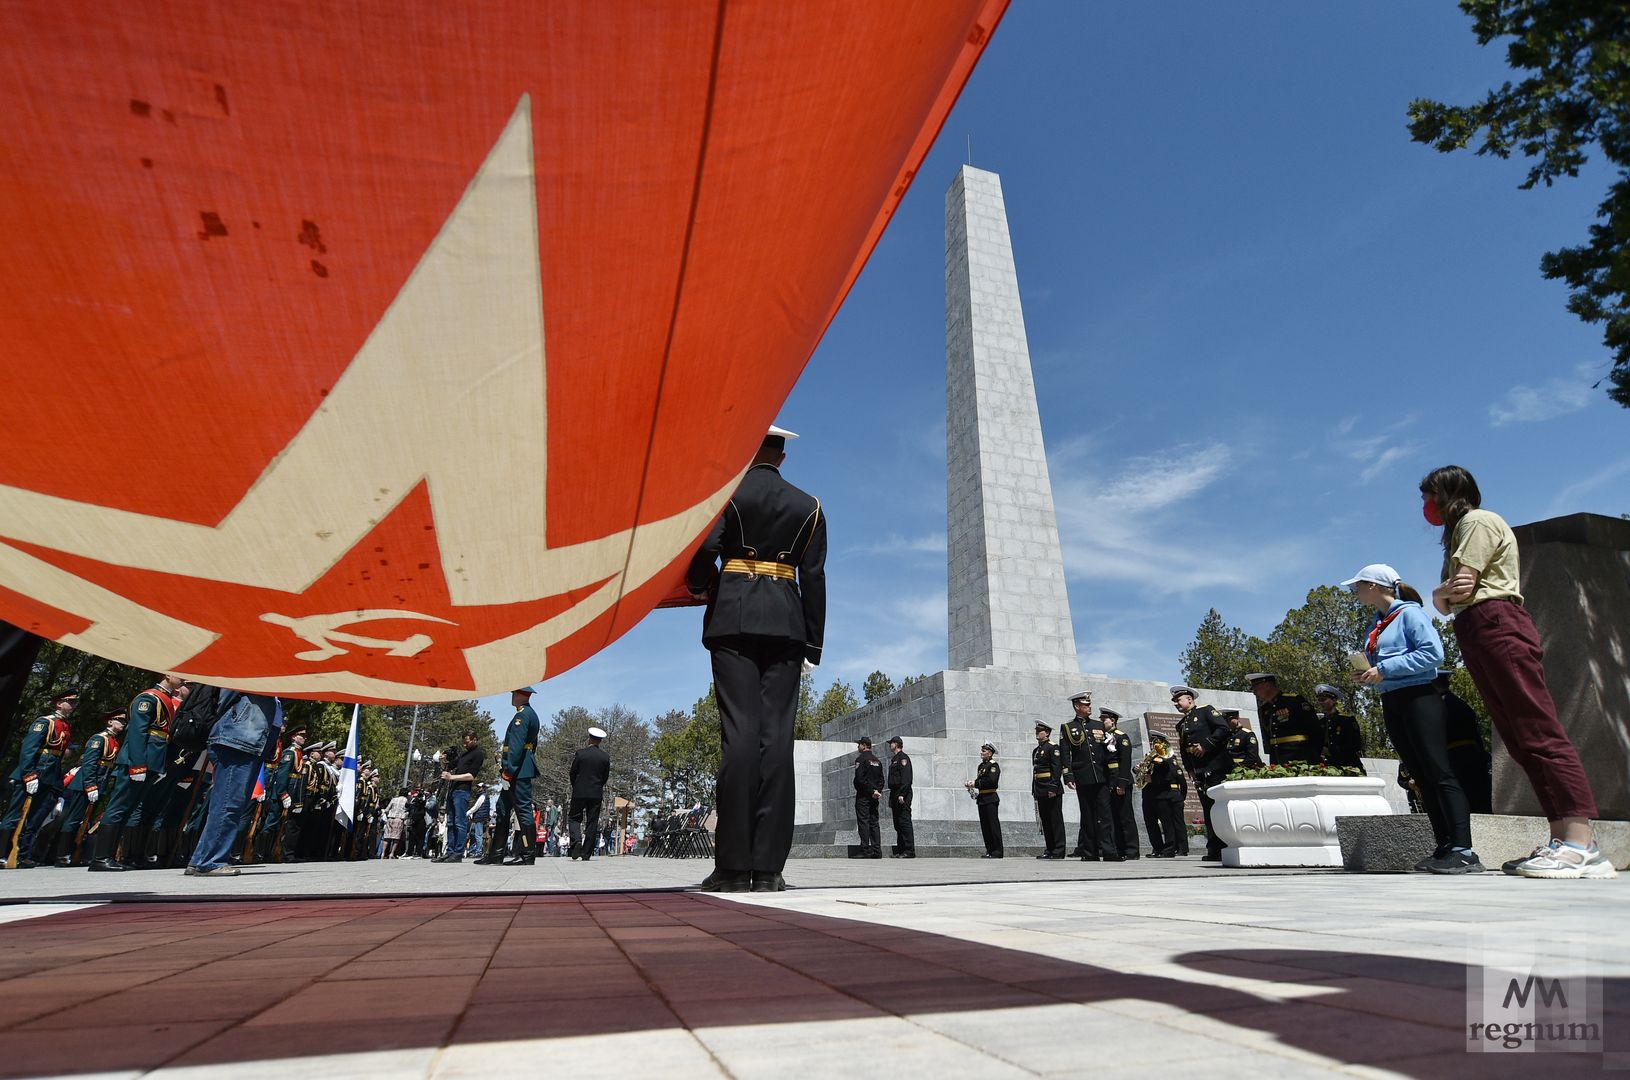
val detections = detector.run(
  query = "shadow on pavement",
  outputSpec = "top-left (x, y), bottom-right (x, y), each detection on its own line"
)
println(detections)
top-left (0, 893), bottom-right (1619, 1077)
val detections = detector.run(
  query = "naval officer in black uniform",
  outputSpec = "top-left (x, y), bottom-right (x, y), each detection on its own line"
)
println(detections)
top-left (688, 424), bottom-right (826, 894)
top-left (1032, 722), bottom-right (1066, 859)
top-left (1246, 673), bottom-right (1324, 765)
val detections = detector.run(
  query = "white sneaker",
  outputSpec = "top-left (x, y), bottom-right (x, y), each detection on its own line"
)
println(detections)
top-left (1515, 841), bottom-right (1619, 880)
top-left (1503, 840), bottom-right (1556, 876)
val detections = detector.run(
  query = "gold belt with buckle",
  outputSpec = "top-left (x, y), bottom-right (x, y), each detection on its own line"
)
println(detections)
top-left (1034, 771), bottom-right (1053, 779)
top-left (1107, 762), bottom-right (1119, 768)
top-left (723, 559), bottom-right (796, 581)
top-left (977, 788), bottom-right (997, 794)
top-left (1271, 735), bottom-right (1309, 745)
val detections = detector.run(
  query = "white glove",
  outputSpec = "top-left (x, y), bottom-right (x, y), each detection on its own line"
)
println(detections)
top-left (177, 780), bottom-right (193, 790)
top-left (500, 778), bottom-right (511, 792)
top-left (24, 779), bottom-right (38, 795)
top-left (801, 659), bottom-right (816, 677)
top-left (281, 794), bottom-right (292, 809)
top-left (128, 769), bottom-right (146, 782)
top-left (86, 786), bottom-right (100, 804)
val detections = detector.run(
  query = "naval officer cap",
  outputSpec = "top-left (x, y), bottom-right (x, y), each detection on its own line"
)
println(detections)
top-left (1098, 707), bottom-right (1121, 721)
top-left (1034, 721), bottom-right (1052, 734)
top-left (587, 726), bottom-right (607, 740)
top-left (980, 741), bottom-right (997, 754)
top-left (1313, 683), bottom-right (1343, 700)
top-left (762, 423), bottom-right (800, 453)
top-left (1068, 690), bottom-right (1093, 703)
top-left (1169, 685), bottom-right (1197, 700)
top-left (1244, 672), bottom-right (1278, 685)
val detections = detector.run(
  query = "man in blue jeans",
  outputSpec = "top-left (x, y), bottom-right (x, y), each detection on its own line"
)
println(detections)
top-left (187, 692), bottom-right (279, 878)
top-left (436, 730), bottom-right (486, 863)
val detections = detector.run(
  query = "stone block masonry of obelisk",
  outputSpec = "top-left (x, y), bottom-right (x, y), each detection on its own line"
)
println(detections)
top-left (945, 165), bottom-right (1077, 673)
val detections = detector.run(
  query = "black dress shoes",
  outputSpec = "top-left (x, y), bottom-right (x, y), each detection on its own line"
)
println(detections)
top-left (700, 871), bottom-right (752, 893)
top-left (88, 858), bottom-right (126, 872)
top-left (750, 872), bottom-right (787, 893)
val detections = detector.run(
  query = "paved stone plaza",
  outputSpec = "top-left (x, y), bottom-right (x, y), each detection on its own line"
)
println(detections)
top-left (0, 861), bottom-right (1623, 1078)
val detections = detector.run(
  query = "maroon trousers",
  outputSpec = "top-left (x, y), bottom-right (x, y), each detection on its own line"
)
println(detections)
top-left (1455, 599), bottom-right (1597, 821)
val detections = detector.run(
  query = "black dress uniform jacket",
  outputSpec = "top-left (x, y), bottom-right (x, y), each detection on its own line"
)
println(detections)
top-left (1177, 706), bottom-right (1230, 779)
top-left (1259, 692), bottom-right (1324, 765)
top-left (1225, 727), bottom-right (1264, 771)
top-left (688, 462), bottom-right (826, 663)
top-left (569, 745), bottom-right (611, 801)
top-left (1321, 711), bottom-right (1365, 770)
top-left (1059, 719), bottom-right (1108, 787)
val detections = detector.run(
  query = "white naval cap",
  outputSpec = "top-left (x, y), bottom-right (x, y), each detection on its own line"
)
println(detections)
top-left (587, 727), bottom-right (607, 740)
top-left (767, 424), bottom-right (799, 441)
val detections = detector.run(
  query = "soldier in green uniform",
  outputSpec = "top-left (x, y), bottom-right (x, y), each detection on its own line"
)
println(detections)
top-left (478, 687), bottom-right (539, 865)
top-left (1314, 684), bottom-right (1365, 772)
top-left (255, 728), bottom-right (305, 861)
top-left (1032, 722), bottom-right (1066, 859)
top-left (2, 688), bottom-right (77, 868)
top-left (1246, 673), bottom-right (1324, 765)
top-left (280, 741), bottom-right (319, 862)
top-left (1172, 684), bottom-right (1230, 861)
top-left (89, 674), bottom-right (184, 872)
top-left (1060, 692), bottom-right (1113, 861)
top-left (1222, 710), bottom-right (1264, 772)
top-left (47, 710), bottom-right (123, 866)
top-left (964, 742), bottom-right (1002, 858)
top-left (1100, 709), bottom-right (1139, 859)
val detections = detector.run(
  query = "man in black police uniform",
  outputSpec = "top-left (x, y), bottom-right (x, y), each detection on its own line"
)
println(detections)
top-left (688, 424), bottom-right (826, 894)
top-left (885, 736), bottom-right (914, 858)
top-left (850, 736), bottom-right (883, 860)
top-left (965, 742), bottom-right (1002, 858)
top-left (1222, 710), bottom-right (1263, 771)
top-left (1314, 684), bottom-right (1365, 772)
top-left (1032, 722), bottom-right (1066, 859)
top-left (1101, 708), bottom-right (1139, 859)
top-left (1436, 669), bottom-right (1492, 814)
top-left (1172, 684), bottom-right (1230, 861)
top-left (567, 726), bottom-right (610, 860)
top-left (1246, 673), bottom-right (1323, 765)
top-left (1059, 691), bottom-right (1113, 861)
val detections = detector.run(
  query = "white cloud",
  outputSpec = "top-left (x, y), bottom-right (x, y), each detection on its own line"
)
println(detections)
top-left (1326, 415), bottom-right (1419, 485)
top-left (1050, 444), bottom-right (1314, 596)
top-left (1489, 364), bottom-right (1597, 426)
top-left (846, 531), bottom-right (946, 557)
top-left (1547, 456), bottom-right (1630, 516)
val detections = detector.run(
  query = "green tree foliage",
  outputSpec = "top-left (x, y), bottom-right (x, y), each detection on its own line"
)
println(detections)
top-left (1408, 1), bottom-right (1630, 405)
top-left (1177, 609), bottom-right (1258, 692)
top-left (650, 688), bottom-right (721, 810)
top-left (527, 703), bottom-right (655, 811)
top-left (862, 670), bottom-right (897, 702)
top-left (371, 700), bottom-right (499, 792)
top-left (808, 680), bottom-right (859, 738)
top-left (5, 641), bottom-right (153, 774)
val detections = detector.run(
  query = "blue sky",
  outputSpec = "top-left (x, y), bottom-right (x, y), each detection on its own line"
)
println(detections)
top-left (481, 2), bottom-right (1629, 730)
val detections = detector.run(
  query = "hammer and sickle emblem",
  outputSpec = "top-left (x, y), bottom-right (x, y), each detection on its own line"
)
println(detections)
top-left (259, 610), bottom-right (456, 662)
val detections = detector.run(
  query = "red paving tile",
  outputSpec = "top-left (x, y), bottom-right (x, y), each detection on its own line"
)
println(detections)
top-left (0, 891), bottom-right (1598, 1078)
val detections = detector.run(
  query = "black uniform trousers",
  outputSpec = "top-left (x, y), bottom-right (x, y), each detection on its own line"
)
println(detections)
top-left (1195, 772), bottom-right (1225, 857)
top-left (1143, 792), bottom-right (1184, 855)
top-left (976, 796), bottom-right (1002, 856)
top-left (889, 792), bottom-right (914, 855)
top-left (854, 794), bottom-right (880, 855)
top-left (1382, 683), bottom-right (1473, 851)
top-left (1109, 786), bottom-right (1138, 856)
top-left (1072, 783), bottom-right (1114, 857)
top-left (568, 797), bottom-right (602, 858)
top-left (1036, 792), bottom-right (1065, 857)
top-left (488, 778), bottom-right (534, 858)
top-left (710, 636), bottom-right (802, 873)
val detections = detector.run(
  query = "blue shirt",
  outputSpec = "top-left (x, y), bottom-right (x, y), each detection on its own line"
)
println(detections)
top-left (1365, 600), bottom-right (1443, 694)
